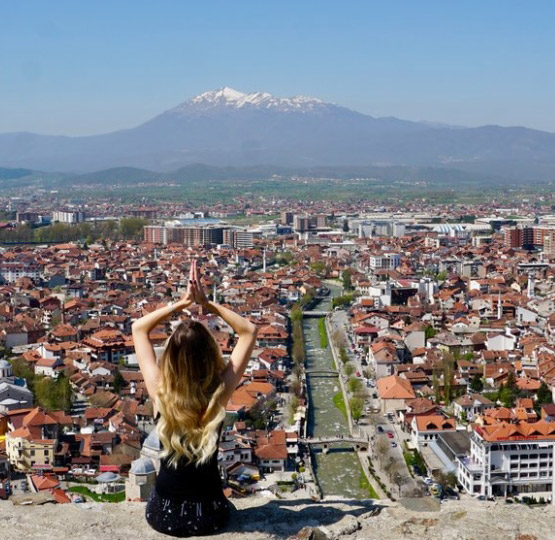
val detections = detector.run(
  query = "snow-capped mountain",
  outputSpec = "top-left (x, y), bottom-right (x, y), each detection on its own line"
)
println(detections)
top-left (169, 87), bottom-right (328, 114)
top-left (1, 87), bottom-right (555, 178)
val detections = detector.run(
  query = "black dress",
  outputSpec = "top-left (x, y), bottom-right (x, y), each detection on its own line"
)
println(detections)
top-left (145, 413), bottom-right (230, 537)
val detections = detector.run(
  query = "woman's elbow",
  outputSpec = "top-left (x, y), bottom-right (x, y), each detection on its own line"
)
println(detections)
top-left (131, 321), bottom-right (145, 335)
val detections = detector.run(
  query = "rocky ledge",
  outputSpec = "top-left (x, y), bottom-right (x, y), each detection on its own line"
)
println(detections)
top-left (0, 497), bottom-right (553, 540)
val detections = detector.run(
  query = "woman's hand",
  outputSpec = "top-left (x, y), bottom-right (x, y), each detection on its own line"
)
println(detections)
top-left (191, 259), bottom-right (209, 307)
top-left (180, 260), bottom-right (196, 307)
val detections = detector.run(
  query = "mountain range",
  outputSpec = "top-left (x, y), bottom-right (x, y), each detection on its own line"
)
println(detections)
top-left (1, 87), bottom-right (555, 181)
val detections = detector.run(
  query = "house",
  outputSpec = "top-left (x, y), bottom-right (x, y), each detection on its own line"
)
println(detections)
top-left (410, 415), bottom-right (457, 449)
top-left (254, 430), bottom-right (288, 472)
top-left (453, 393), bottom-right (494, 421)
top-left (369, 341), bottom-right (400, 379)
top-left (376, 375), bottom-right (416, 414)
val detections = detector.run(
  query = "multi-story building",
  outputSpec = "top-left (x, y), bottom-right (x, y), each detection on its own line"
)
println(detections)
top-left (543, 230), bottom-right (555, 256)
top-left (369, 253), bottom-right (401, 272)
top-left (0, 262), bottom-right (41, 284)
top-left (143, 225), bottom-right (167, 244)
top-left (280, 211), bottom-right (293, 226)
top-left (129, 207), bottom-right (158, 219)
top-left (503, 226), bottom-right (534, 249)
top-left (143, 225), bottom-right (226, 246)
top-left (223, 229), bottom-right (256, 248)
top-left (293, 215), bottom-right (310, 232)
top-left (52, 210), bottom-right (85, 224)
top-left (457, 420), bottom-right (555, 501)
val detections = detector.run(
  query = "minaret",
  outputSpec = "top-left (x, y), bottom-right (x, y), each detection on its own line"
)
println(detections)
top-left (497, 291), bottom-right (502, 320)
top-left (527, 273), bottom-right (535, 299)
top-left (263, 248), bottom-right (267, 272)
top-left (213, 282), bottom-right (217, 303)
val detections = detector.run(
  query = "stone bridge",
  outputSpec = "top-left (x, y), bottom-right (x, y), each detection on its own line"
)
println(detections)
top-left (302, 310), bottom-right (329, 317)
top-left (300, 435), bottom-right (370, 453)
top-left (305, 368), bottom-right (339, 376)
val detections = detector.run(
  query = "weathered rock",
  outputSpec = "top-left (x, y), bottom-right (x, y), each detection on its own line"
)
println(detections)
top-left (0, 497), bottom-right (553, 540)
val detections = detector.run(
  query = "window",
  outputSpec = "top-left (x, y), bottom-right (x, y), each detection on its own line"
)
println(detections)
top-left (521, 473), bottom-right (529, 478)
top-left (540, 462), bottom-right (548, 468)
top-left (510, 454), bottom-right (518, 460)
top-left (530, 454), bottom-right (538, 459)
top-left (540, 453), bottom-right (548, 459)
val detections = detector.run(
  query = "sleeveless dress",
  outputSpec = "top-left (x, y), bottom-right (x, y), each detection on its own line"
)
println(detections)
top-left (145, 413), bottom-right (230, 537)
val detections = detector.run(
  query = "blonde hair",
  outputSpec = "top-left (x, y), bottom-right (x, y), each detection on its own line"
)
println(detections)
top-left (156, 320), bottom-right (226, 468)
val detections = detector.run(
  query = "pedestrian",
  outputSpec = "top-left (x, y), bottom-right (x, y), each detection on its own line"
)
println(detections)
top-left (133, 260), bottom-right (258, 537)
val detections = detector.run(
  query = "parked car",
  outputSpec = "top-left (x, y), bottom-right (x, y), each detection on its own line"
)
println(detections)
top-left (424, 477), bottom-right (434, 485)
top-left (84, 468), bottom-right (97, 476)
top-left (443, 487), bottom-right (460, 500)
top-left (390, 441), bottom-right (397, 448)
top-left (377, 426), bottom-right (384, 433)
top-left (356, 371), bottom-right (361, 377)
top-left (386, 432), bottom-right (394, 439)
top-left (412, 465), bottom-right (423, 476)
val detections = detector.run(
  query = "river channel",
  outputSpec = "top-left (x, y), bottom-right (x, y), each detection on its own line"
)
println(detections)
top-left (305, 283), bottom-right (368, 499)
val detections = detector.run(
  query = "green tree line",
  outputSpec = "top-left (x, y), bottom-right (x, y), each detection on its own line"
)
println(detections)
top-left (0, 217), bottom-right (147, 244)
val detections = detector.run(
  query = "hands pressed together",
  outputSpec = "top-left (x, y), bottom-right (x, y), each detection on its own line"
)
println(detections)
top-left (181, 259), bottom-right (209, 308)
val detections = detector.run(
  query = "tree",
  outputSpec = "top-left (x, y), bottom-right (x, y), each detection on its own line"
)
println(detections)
top-left (249, 398), bottom-right (276, 430)
top-left (113, 368), bottom-right (125, 394)
top-left (342, 268), bottom-right (354, 291)
top-left (470, 373), bottom-right (484, 393)
top-left (375, 435), bottom-right (390, 465)
top-left (289, 379), bottom-right (302, 397)
top-left (347, 376), bottom-right (363, 394)
top-left (288, 395), bottom-right (300, 424)
top-left (537, 382), bottom-right (553, 405)
top-left (343, 362), bottom-right (355, 377)
top-left (119, 217), bottom-right (148, 240)
top-left (442, 353), bottom-right (455, 404)
top-left (349, 396), bottom-right (364, 421)
top-left (499, 371), bottom-right (519, 408)
top-left (309, 261), bottom-right (326, 277)
top-left (392, 470), bottom-right (406, 496)
top-left (432, 369), bottom-right (441, 404)
top-left (424, 325), bottom-right (437, 340)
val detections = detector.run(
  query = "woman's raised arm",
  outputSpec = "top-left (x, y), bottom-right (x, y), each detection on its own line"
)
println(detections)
top-left (190, 260), bottom-right (258, 406)
top-left (132, 264), bottom-right (195, 400)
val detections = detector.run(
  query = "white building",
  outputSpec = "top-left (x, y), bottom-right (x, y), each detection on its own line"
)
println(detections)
top-left (369, 253), bottom-right (401, 272)
top-left (457, 421), bottom-right (555, 501)
top-left (52, 210), bottom-right (85, 224)
top-left (0, 262), bottom-right (41, 284)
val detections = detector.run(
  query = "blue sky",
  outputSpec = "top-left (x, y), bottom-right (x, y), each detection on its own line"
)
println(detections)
top-left (1, 1), bottom-right (554, 135)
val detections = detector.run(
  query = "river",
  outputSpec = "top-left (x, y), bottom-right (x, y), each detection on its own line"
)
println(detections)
top-left (304, 283), bottom-right (368, 499)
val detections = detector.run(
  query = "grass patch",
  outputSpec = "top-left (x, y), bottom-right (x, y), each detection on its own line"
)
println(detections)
top-left (69, 485), bottom-right (125, 503)
top-left (403, 446), bottom-right (426, 475)
top-left (359, 466), bottom-right (380, 499)
top-left (333, 391), bottom-right (347, 419)
top-left (318, 317), bottom-right (328, 348)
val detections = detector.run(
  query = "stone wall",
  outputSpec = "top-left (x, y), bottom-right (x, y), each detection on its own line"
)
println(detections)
top-left (1, 496), bottom-right (553, 540)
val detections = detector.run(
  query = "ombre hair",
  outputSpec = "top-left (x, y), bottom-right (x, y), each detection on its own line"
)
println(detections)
top-left (156, 320), bottom-right (226, 468)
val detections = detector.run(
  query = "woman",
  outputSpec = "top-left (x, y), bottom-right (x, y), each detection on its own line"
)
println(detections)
top-left (132, 259), bottom-right (258, 536)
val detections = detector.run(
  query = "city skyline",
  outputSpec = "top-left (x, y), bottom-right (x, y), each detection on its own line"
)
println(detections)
top-left (1, 1), bottom-right (555, 135)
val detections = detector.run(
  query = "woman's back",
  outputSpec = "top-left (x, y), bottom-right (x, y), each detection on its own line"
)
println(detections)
top-left (154, 413), bottom-right (224, 501)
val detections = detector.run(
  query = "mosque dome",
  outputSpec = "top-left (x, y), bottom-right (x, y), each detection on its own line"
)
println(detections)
top-left (130, 457), bottom-right (156, 475)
